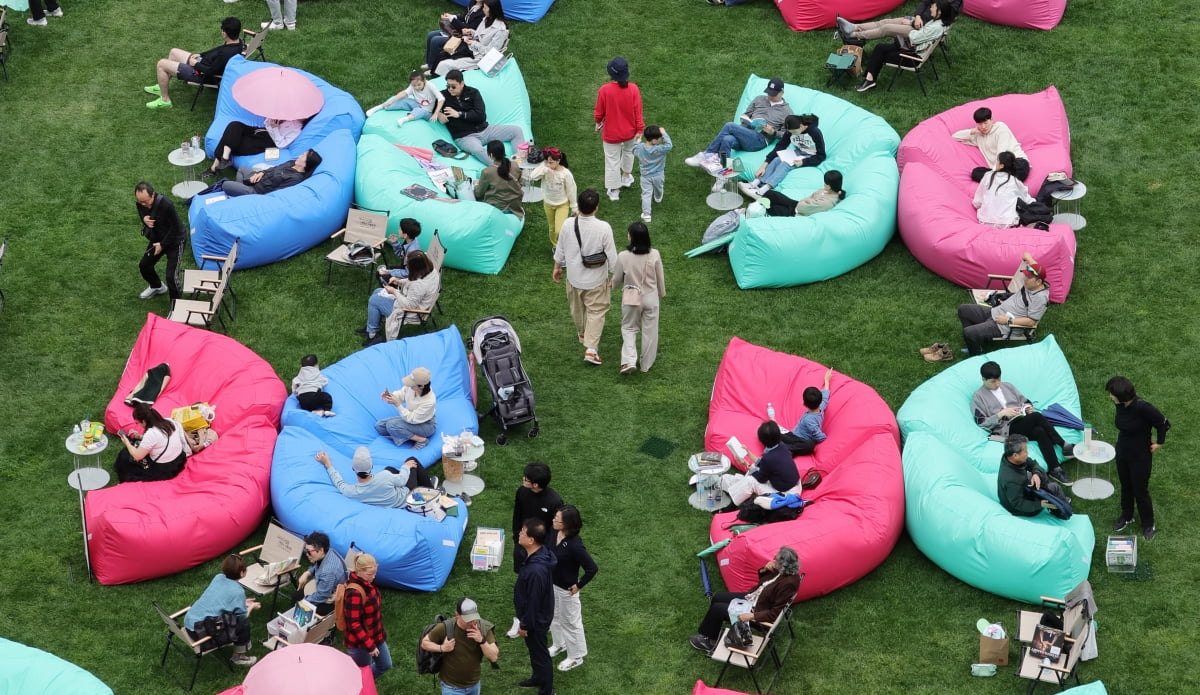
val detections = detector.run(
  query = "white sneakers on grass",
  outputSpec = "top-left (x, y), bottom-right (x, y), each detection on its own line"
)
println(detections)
top-left (139, 286), bottom-right (168, 299)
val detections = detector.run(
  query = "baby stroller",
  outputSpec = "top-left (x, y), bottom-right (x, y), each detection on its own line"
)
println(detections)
top-left (469, 315), bottom-right (539, 445)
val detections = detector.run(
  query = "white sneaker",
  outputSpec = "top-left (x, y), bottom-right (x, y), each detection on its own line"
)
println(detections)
top-left (640, 213), bottom-right (652, 223)
top-left (27, 17), bottom-right (48, 25)
top-left (621, 173), bottom-right (634, 188)
top-left (230, 653), bottom-right (257, 666)
top-left (261, 21), bottom-right (285, 30)
top-left (606, 189), bottom-right (620, 202)
top-left (737, 181), bottom-right (761, 199)
top-left (558, 657), bottom-right (585, 672)
top-left (47, 8), bottom-right (63, 16)
top-left (506, 617), bottom-right (521, 639)
top-left (223, 0), bottom-right (239, 3)
top-left (684, 152), bottom-right (707, 167)
top-left (653, 192), bottom-right (663, 203)
top-left (548, 644), bottom-right (565, 657)
top-left (139, 286), bottom-right (168, 299)
top-left (285, 22), bottom-right (296, 30)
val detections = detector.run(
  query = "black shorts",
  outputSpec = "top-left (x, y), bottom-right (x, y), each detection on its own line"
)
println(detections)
top-left (176, 62), bottom-right (202, 83)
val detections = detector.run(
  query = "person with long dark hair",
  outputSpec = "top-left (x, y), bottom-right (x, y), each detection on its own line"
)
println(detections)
top-left (115, 403), bottom-right (189, 482)
top-left (361, 249), bottom-right (438, 345)
top-left (434, 0), bottom-right (509, 76)
top-left (547, 505), bottom-right (597, 672)
top-left (594, 57), bottom-right (644, 202)
top-left (202, 118), bottom-right (306, 179)
top-left (474, 139), bottom-right (524, 218)
top-left (972, 151), bottom-right (1034, 227)
top-left (740, 114), bottom-right (826, 199)
top-left (424, 0), bottom-right (486, 73)
top-left (1107, 377), bottom-right (1170, 540)
top-left (847, 0), bottom-right (957, 92)
top-left (612, 222), bottom-right (665, 374)
top-left (760, 170), bottom-right (847, 217)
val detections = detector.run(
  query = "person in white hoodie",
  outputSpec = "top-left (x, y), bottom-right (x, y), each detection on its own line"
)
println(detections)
top-left (972, 152), bottom-right (1034, 228)
top-left (292, 354), bottom-right (335, 417)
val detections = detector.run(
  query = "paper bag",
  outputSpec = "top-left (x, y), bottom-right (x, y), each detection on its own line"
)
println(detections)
top-left (979, 635), bottom-right (1009, 665)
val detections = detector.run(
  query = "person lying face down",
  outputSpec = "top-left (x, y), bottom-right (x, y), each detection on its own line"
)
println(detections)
top-left (223, 149), bottom-right (323, 197)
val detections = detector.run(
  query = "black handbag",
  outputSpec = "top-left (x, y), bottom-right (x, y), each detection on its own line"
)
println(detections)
top-left (724, 620), bottom-right (753, 649)
top-left (575, 218), bottom-right (607, 268)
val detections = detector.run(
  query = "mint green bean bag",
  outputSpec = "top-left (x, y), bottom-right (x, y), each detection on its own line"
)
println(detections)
top-left (0, 638), bottom-right (112, 695)
top-left (725, 75), bottom-right (899, 288)
top-left (355, 59), bottom-right (532, 275)
top-left (896, 336), bottom-right (1094, 604)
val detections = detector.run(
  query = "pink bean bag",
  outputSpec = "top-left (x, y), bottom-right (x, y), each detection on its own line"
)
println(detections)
top-left (704, 338), bottom-right (904, 601)
top-left (692, 679), bottom-right (753, 695)
top-left (774, 0), bottom-right (905, 31)
top-left (897, 87), bottom-right (1076, 303)
top-left (964, 0), bottom-right (1067, 30)
top-left (92, 314), bottom-right (286, 585)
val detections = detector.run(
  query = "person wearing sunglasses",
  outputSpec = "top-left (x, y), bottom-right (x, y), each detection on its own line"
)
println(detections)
top-left (291, 531), bottom-right (347, 616)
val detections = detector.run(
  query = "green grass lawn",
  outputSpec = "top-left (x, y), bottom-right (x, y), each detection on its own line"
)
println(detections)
top-left (1, 0), bottom-right (1197, 693)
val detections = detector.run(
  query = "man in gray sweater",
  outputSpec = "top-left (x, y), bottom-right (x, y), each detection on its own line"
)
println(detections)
top-left (972, 360), bottom-right (1074, 486)
top-left (685, 78), bottom-right (792, 165)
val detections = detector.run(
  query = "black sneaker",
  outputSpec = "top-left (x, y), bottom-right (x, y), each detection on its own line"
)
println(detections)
top-left (518, 678), bottom-right (538, 688)
top-left (1062, 442), bottom-right (1075, 460)
top-left (689, 634), bottom-right (716, 653)
top-left (353, 327), bottom-right (370, 336)
top-left (1143, 526), bottom-right (1156, 541)
top-left (1112, 517), bottom-right (1131, 532)
top-left (1049, 467), bottom-right (1074, 486)
top-left (856, 79), bottom-right (877, 93)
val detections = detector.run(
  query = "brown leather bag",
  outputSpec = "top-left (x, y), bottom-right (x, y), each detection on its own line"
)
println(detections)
top-left (837, 44), bottom-right (863, 77)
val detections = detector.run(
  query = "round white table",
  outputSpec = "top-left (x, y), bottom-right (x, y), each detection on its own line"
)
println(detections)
top-left (687, 452), bottom-right (732, 512)
top-left (1050, 181), bottom-right (1087, 231)
top-left (706, 171), bottom-right (743, 211)
top-left (442, 436), bottom-right (486, 497)
top-left (1072, 439), bottom-right (1115, 500)
top-left (519, 161), bottom-right (544, 204)
top-left (66, 433), bottom-right (110, 581)
top-left (168, 147), bottom-right (208, 199)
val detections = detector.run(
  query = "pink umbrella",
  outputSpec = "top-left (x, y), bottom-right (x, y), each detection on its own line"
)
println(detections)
top-left (241, 644), bottom-right (363, 695)
top-left (232, 67), bottom-right (325, 120)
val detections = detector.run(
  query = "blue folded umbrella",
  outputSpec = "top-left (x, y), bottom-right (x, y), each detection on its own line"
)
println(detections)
top-left (1042, 403), bottom-right (1086, 430)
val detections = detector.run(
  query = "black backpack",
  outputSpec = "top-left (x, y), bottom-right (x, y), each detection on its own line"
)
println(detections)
top-left (416, 615), bottom-right (455, 675)
top-left (1016, 199), bottom-right (1054, 230)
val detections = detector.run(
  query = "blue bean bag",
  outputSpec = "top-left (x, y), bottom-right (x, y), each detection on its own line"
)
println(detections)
top-left (450, 0), bottom-right (556, 22)
top-left (271, 327), bottom-right (478, 591)
top-left (723, 76), bottom-right (900, 288)
top-left (896, 336), bottom-right (1094, 604)
top-left (356, 58), bottom-right (532, 275)
top-left (0, 638), bottom-right (113, 695)
top-left (190, 56), bottom-right (365, 269)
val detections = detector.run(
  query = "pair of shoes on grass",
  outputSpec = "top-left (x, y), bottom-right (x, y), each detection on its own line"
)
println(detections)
top-left (920, 342), bottom-right (952, 362)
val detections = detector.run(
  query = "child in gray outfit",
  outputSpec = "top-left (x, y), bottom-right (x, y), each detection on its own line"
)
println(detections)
top-left (292, 354), bottom-right (335, 416)
top-left (632, 126), bottom-right (673, 223)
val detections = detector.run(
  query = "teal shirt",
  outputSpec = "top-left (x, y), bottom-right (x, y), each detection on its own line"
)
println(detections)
top-left (183, 574), bottom-right (246, 631)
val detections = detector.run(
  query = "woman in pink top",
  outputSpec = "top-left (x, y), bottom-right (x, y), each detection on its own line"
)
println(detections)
top-left (594, 57), bottom-right (644, 202)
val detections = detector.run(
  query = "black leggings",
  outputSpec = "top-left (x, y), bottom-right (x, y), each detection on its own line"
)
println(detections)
top-left (212, 121), bottom-right (276, 164)
top-left (762, 190), bottom-right (799, 217)
top-left (115, 449), bottom-right (187, 483)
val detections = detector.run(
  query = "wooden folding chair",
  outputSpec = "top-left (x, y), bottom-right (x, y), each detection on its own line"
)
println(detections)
top-left (188, 30), bottom-right (268, 111)
top-left (152, 601), bottom-right (234, 691)
top-left (424, 230), bottom-right (446, 315)
top-left (237, 519), bottom-right (304, 614)
top-left (883, 35), bottom-right (943, 96)
top-left (168, 275), bottom-right (228, 331)
top-left (183, 238), bottom-right (239, 321)
top-left (326, 206), bottom-right (389, 287)
top-left (1016, 617), bottom-right (1090, 693)
top-left (969, 262), bottom-right (1041, 345)
top-left (709, 600), bottom-right (797, 694)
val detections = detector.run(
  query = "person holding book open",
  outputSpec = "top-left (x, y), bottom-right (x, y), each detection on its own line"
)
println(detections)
top-left (717, 420), bottom-right (799, 506)
top-left (684, 78), bottom-right (792, 167)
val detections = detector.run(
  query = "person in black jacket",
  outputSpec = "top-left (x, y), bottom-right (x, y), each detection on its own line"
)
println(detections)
top-left (146, 16), bottom-right (243, 109)
top-left (1107, 376), bottom-right (1170, 540)
top-left (223, 149), bottom-right (322, 197)
top-left (718, 421), bottom-right (800, 505)
top-left (438, 69), bottom-right (527, 166)
top-left (134, 182), bottom-right (185, 301)
top-left (997, 435), bottom-right (1067, 517)
top-left (513, 518), bottom-right (556, 695)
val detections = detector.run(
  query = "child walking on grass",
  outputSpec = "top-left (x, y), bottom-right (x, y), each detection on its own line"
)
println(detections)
top-left (632, 126), bottom-right (672, 223)
top-left (292, 354), bottom-right (335, 417)
top-left (527, 147), bottom-right (578, 247)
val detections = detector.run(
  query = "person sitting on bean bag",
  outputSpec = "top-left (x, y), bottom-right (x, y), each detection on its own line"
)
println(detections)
top-left (717, 421), bottom-right (799, 505)
top-left (954, 106), bottom-right (1030, 182)
top-left (684, 78), bottom-right (792, 166)
top-left (998, 434), bottom-right (1071, 519)
top-left (115, 403), bottom-right (189, 483)
top-left (972, 152), bottom-right (1034, 228)
top-left (222, 149), bottom-right (322, 197)
top-left (316, 447), bottom-right (435, 508)
top-left (739, 114), bottom-right (826, 199)
top-left (759, 170), bottom-right (847, 217)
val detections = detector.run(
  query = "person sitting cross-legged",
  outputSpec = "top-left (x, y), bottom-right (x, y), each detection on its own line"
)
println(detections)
top-left (998, 434), bottom-right (1071, 519)
top-left (956, 252), bottom-right (1048, 356)
top-left (717, 421), bottom-right (800, 505)
top-left (145, 16), bottom-right (244, 109)
top-left (972, 361), bottom-right (1073, 485)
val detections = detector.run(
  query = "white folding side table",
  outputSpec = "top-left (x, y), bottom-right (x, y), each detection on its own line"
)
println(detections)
top-left (1072, 439), bottom-right (1115, 500)
top-left (442, 436), bottom-right (486, 497)
top-left (66, 432), bottom-right (111, 581)
top-left (688, 453), bottom-right (732, 512)
top-left (1050, 181), bottom-right (1087, 231)
top-left (169, 147), bottom-right (208, 199)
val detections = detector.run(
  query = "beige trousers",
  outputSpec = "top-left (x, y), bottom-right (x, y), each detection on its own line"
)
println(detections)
top-left (619, 295), bottom-right (660, 371)
top-left (602, 139), bottom-right (635, 190)
top-left (566, 283), bottom-right (610, 351)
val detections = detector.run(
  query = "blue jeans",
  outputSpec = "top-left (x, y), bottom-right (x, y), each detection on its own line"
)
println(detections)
top-left (440, 681), bottom-right (482, 695)
top-left (385, 97), bottom-right (432, 121)
top-left (374, 416), bottom-right (437, 446)
top-left (759, 158), bottom-right (794, 188)
top-left (705, 123), bottom-right (768, 156)
top-left (348, 641), bottom-right (393, 678)
top-left (426, 30), bottom-right (450, 68)
top-left (367, 292), bottom-right (393, 335)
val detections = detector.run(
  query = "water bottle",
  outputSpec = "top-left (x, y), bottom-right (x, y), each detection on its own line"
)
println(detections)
top-left (191, 134), bottom-right (201, 152)
top-left (766, 402), bottom-right (776, 420)
top-left (1083, 423), bottom-right (1092, 450)
top-left (72, 424), bottom-right (82, 437)
top-left (81, 416), bottom-right (91, 433)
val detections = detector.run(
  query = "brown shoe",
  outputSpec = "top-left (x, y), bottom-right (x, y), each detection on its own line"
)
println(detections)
top-left (923, 347), bottom-right (954, 362)
top-left (919, 342), bottom-right (948, 355)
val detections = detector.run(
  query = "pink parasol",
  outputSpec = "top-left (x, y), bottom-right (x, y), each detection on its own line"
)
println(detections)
top-left (232, 67), bottom-right (325, 120)
top-left (240, 644), bottom-right (364, 695)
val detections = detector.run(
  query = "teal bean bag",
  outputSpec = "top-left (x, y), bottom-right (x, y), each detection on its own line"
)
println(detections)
top-left (724, 75), bottom-right (900, 288)
top-left (355, 59), bottom-right (533, 275)
top-left (1061, 682), bottom-right (1107, 695)
top-left (896, 336), bottom-right (1094, 604)
top-left (0, 638), bottom-right (112, 695)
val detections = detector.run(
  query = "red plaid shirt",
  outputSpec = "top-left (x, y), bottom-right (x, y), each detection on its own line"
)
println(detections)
top-left (342, 575), bottom-right (386, 650)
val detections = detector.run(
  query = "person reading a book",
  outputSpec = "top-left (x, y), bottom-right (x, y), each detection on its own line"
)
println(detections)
top-left (971, 360), bottom-right (1074, 485)
top-left (688, 547), bottom-right (801, 654)
top-left (292, 531), bottom-right (347, 616)
top-left (739, 114), bottom-right (826, 199)
top-left (361, 250), bottom-right (440, 346)
top-left (778, 368), bottom-right (833, 456)
top-left (998, 435), bottom-right (1070, 519)
top-left (717, 421), bottom-right (800, 506)
top-left (956, 252), bottom-right (1049, 356)
top-left (221, 149), bottom-right (322, 197)
top-left (184, 554), bottom-right (261, 667)
top-left (316, 447), bottom-right (435, 508)
top-left (684, 78), bottom-right (793, 166)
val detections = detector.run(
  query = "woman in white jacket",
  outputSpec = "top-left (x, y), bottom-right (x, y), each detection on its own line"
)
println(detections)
top-left (612, 222), bottom-right (666, 374)
top-left (972, 151), bottom-right (1034, 228)
top-left (435, 0), bottom-right (509, 76)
